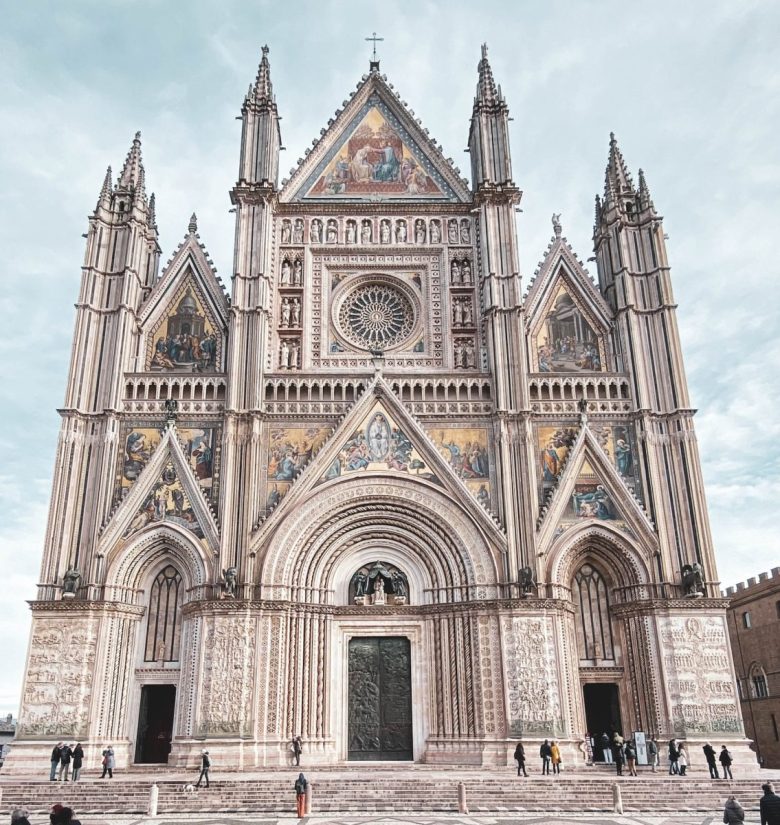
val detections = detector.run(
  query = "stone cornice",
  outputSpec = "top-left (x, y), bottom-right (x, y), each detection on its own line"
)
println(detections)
top-left (28, 600), bottom-right (145, 617)
top-left (611, 597), bottom-right (730, 617)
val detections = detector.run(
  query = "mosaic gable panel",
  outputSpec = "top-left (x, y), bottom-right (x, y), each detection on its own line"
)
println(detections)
top-left (426, 426), bottom-right (492, 510)
top-left (264, 425), bottom-right (332, 509)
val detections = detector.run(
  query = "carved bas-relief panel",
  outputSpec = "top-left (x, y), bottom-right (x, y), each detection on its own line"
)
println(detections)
top-left (658, 615), bottom-right (743, 736)
top-left (197, 614), bottom-right (257, 737)
top-left (18, 617), bottom-right (98, 738)
top-left (501, 615), bottom-right (564, 736)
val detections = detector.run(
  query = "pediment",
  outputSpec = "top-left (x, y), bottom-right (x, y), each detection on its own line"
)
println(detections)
top-left (99, 424), bottom-right (220, 553)
top-left (251, 378), bottom-right (504, 550)
top-left (281, 73), bottom-right (471, 203)
top-left (536, 422), bottom-right (656, 555)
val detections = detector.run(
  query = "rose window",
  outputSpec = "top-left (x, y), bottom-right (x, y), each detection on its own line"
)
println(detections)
top-left (337, 283), bottom-right (415, 350)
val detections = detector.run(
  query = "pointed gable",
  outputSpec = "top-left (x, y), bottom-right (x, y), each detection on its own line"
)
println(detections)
top-left (536, 423), bottom-right (656, 555)
top-left (139, 218), bottom-right (229, 372)
top-left (525, 230), bottom-right (613, 374)
top-left (281, 71), bottom-right (471, 203)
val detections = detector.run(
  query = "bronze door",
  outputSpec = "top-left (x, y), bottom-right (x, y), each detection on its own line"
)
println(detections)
top-left (348, 637), bottom-right (412, 760)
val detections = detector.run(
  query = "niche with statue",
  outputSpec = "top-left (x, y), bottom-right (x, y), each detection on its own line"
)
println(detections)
top-left (350, 560), bottom-right (408, 606)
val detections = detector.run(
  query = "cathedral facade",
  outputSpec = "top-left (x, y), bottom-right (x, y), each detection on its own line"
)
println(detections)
top-left (10, 46), bottom-right (753, 771)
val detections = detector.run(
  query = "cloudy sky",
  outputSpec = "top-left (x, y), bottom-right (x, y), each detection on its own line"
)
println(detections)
top-left (0, 1), bottom-right (778, 715)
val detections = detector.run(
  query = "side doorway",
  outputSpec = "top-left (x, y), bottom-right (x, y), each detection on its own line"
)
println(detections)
top-left (135, 684), bottom-right (176, 763)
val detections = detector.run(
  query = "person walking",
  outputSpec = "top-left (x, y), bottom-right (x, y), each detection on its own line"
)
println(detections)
top-left (719, 745), bottom-right (733, 780)
top-left (612, 738), bottom-right (625, 776)
top-left (513, 742), bottom-right (528, 777)
top-left (703, 742), bottom-right (720, 779)
top-left (647, 737), bottom-right (658, 772)
top-left (294, 772), bottom-right (308, 818)
top-left (760, 782), bottom-right (780, 825)
top-left (668, 738), bottom-right (680, 775)
top-left (291, 735), bottom-right (303, 767)
top-left (723, 794), bottom-right (745, 824)
top-left (71, 743), bottom-right (84, 782)
top-left (550, 740), bottom-right (562, 775)
top-left (58, 743), bottom-right (73, 782)
top-left (196, 749), bottom-right (211, 788)
top-left (624, 739), bottom-right (638, 776)
top-left (540, 739), bottom-right (552, 775)
top-left (678, 744), bottom-right (688, 776)
top-left (49, 742), bottom-right (63, 781)
top-left (600, 732), bottom-right (613, 763)
top-left (100, 745), bottom-right (115, 779)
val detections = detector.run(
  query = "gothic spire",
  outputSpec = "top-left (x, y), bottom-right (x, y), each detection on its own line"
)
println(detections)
top-left (637, 167), bottom-right (655, 211)
top-left (474, 43), bottom-right (504, 109)
top-left (603, 132), bottom-right (635, 200)
top-left (252, 45), bottom-right (274, 104)
top-left (147, 192), bottom-right (157, 229)
top-left (97, 165), bottom-right (113, 207)
top-left (118, 131), bottom-right (145, 189)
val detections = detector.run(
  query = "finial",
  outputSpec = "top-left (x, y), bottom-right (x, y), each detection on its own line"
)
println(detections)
top-left (118, 131), bottom-right (145, 189)
top-left (148, 192), bottom-right (157, 228)
top-left (481, 43), bottom-right (489, 60)
top-left (253, 45), bottom-right (274, 101)
top-left (475, 42), bottom-right (500, 106)
top-left (552, 212), bottom-right (562, 238)
top-left (188, 212), bottom-right (198, 234)
top-left (261, 44), bottom-right (269, 55)
top-left (365, 31), bottom-right (384, 69)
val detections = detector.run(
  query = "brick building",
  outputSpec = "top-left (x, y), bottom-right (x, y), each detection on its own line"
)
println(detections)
top-left (724, 568), bottom-right (780, 768)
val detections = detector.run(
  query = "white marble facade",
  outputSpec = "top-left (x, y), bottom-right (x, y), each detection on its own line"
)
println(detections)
top-left (8, 46), bottom-right (753, 773)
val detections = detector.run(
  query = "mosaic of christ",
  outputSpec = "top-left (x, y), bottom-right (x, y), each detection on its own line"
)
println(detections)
top-left (307, 107), bottom-right (443, 198)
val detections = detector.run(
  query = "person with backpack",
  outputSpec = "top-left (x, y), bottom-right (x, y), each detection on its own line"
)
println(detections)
top-left (723, 794), bottom-right (745, 824)
top-left (196, 749), bottom-right (211, 788)
top-left (513, 741), bottom-right (528, 777)
top-left (294, 772), bottom-right (308, 818)
top-left (719, 745), bottom-right (733, 780)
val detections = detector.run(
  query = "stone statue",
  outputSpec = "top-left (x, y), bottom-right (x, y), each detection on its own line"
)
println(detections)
top-left (280, 259), bottom-right (291, 285)
top-left (293, 218), bottom-right (304, 244)
top-left (291, 298), bottom-right (301, 327)
top-left (290, 340), bottom-right (300, 369)
top-left (280, 340), bottom-right (290, 369)
top-left (448, 219), bottom-right (459, 244)
top-left (352, 571), bottom-right (368, 598)
top-left (372, 576), bottom-right (386, 605)
top-left (577, 397), bottom-right (588, 416)
top-left (62, 568), bottom-right (81, 597)
top-left (281, 220), bottom-right (291, 244)
top-left (361, 221), bottom-right (372, 244)
top-left (391, 570), bottom-right (407, 599)
top-left (415, 219), bottom-right (426, 244)
top-left (451, 260), bottom-right (461, 284)
top-left (452, 298), bottom-right (463, 327)
top-left (281, 297), bottom-right (291, 327)
top-left (293, 259), bottom-right (303, 286)
top-left (465, 340), bottom-right (476, 368)
top-left (346, 221), bottom-right (356, 244)
top-left (222, 566), bottom-right (238, 597)
top-left (462, 259), bottom-right (472, 284)
top-left (682, 562), bottom-right (704, 597)
top-left (460, 220), bottom-right (471, 244)
top-left (552, 212), bottom-right (562, 238)
top-left (164, 398), bottom-right (178, 420)
top-left (310, 219), bottom-right (322, 244)
top-left (462, 299), bottom-right (473, 325)
top-left (430, 220), bottom-right (441, 243)
top-left (396, 220), bottom-right (407, 243)
top-left (380, 220), bottom-right (391, 243)
top-left (326, 220), bottom-right (337, 243)
top-left (519, 566), bottom-right (535, 597)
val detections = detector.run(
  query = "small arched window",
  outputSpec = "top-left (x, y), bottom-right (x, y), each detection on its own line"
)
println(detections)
top-left (573, 563), bottom-right (615, 662)
top-left (749, 663), bottom-right (769, 699)
top-left (144, 565), bottom-right (183, 662)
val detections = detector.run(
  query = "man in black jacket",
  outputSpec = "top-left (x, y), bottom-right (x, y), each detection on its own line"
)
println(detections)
top-left (702, 742), bottom-right (719, 779)
top-left (196, 749), bottom-right (211, 788)
top-left (539, 740), bottom-right (552, 775)
top-left (760, 783), bottom-right (780, 825)
top-left (49, 743), bottom-right (62, 781)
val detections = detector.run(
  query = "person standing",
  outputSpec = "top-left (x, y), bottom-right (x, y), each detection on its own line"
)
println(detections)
top-left (612, 738), bottom-right (625, 776)
top-left (58, 743), bottom-right (73, 782)
top-left (647, 737), bottom-right (658, 773)
top-left (291, 735), bottom-right (303, 767)
top-left (513, 742), bottom-right (528, 777)
top-left (624, 739), bottom-right (638, 776)
top-left (760, 782), bottom-right (780, 825)
top-left (678, 744), bottom-right (688, 776)
top-left (550, 740), bottom-right (562, 775)
top-left (540, 739), bottom-right (552, 775)
top-left (50, 742), bottom-right (63, 781)
top-left (668, 738), bottom-right (680, 775)
top-left (100, 745), bottom-right (115, 779)
top-left (71, 743), bottom-right (84, 782)
top-left (196, 749), bottom-right (210, 788)
top-left (719, 745), bottom-right (733, 780)
top-left (294, 772), bottom-right (308, 818)
top-left (703, 742), bottom-right (719, 779)
top-left (723, 794), bottom-right (745, 824)
top-left (600, 732), bottom-right (613, 763)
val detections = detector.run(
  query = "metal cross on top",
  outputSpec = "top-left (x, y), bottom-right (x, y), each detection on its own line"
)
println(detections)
top-left (365, 31), bottom-right (384, 68)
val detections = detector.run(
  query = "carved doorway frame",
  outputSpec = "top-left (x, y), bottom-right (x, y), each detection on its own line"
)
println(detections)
top-left (333, 618), bottom-right (428, 763)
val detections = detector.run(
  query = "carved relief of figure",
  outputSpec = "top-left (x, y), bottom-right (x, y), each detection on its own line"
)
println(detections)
top-left (310, 219), bottom-right (322, 244)
top-left (395, 219), bottom-right (407, 243)
top-left (361, 220), bottom-right (372, 244)
top-left (62, 568), bottom-right (81, 597)
top-left (415, 219), bottom-right (426, 244)
top-left (452, 297), bottom-right (463, 327)
top-left (430, 220), bottom-right (441, 243)
top-left (326, 219), bottom-right (338, 243)
top-left (346, 220), bottom-right (357, 244)
top-left (280, 297), bottom-right (292, 327)
top-left (462, 259), bottom-right (473, 284)
top-left (380, 219), bottom-right (391, 243)
top-left (372, 577), bottom-right (386, 605)
top-left (281, 220), bottom-right (292, 244)
top-left (293, 218), bottom-right (304, 244)
top-left (291, 298), bottom-right (301, 327)
top-left (465, 339), bottom-right (476, 367)
top-left (222, 566), bottom-right (238, 597)
top-left (279, 340), bottom-right (290, 369)
top-left (293, 259), bottom-right (303, 286)
top-left (454, 340), bottom-right (465, 368)
top-left (451, 259), bottom-right (461, 284)
top-left (448, 219), bottom-right (459, 244)
top-left (462, 298), bottom-right (473, 325)
top-left (280, 259), bottom-right (291, 285)
top-left (460, 219), bottom-right (471, 244)
top-left (391, 570), bottom-right (407, 599)
top-left (290, 340), bottom-right (300, 369)
top-left (353, 571), bottom-right (367, 598)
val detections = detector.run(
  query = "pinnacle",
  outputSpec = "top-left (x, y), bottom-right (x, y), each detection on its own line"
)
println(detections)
top-left (638, 167), bottom-right (654, 210)
top-left (99, 165), bottom-right (113, 201)
top-left (252, 44), bottom-right (274, 103)
top-left (188, 212), bottom-right (198, 235)
top-left (603, 131), bottom-right (634, 200)
top-left (475, 42), bottom-right (502, 107)
top-left (148, 192), bottom-right (157, 229)
top-left (118, 130), bottom-right (145, 190)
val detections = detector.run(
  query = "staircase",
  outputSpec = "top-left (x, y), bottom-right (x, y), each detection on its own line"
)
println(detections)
top-left (0, 771), bottom-right (770, 816)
